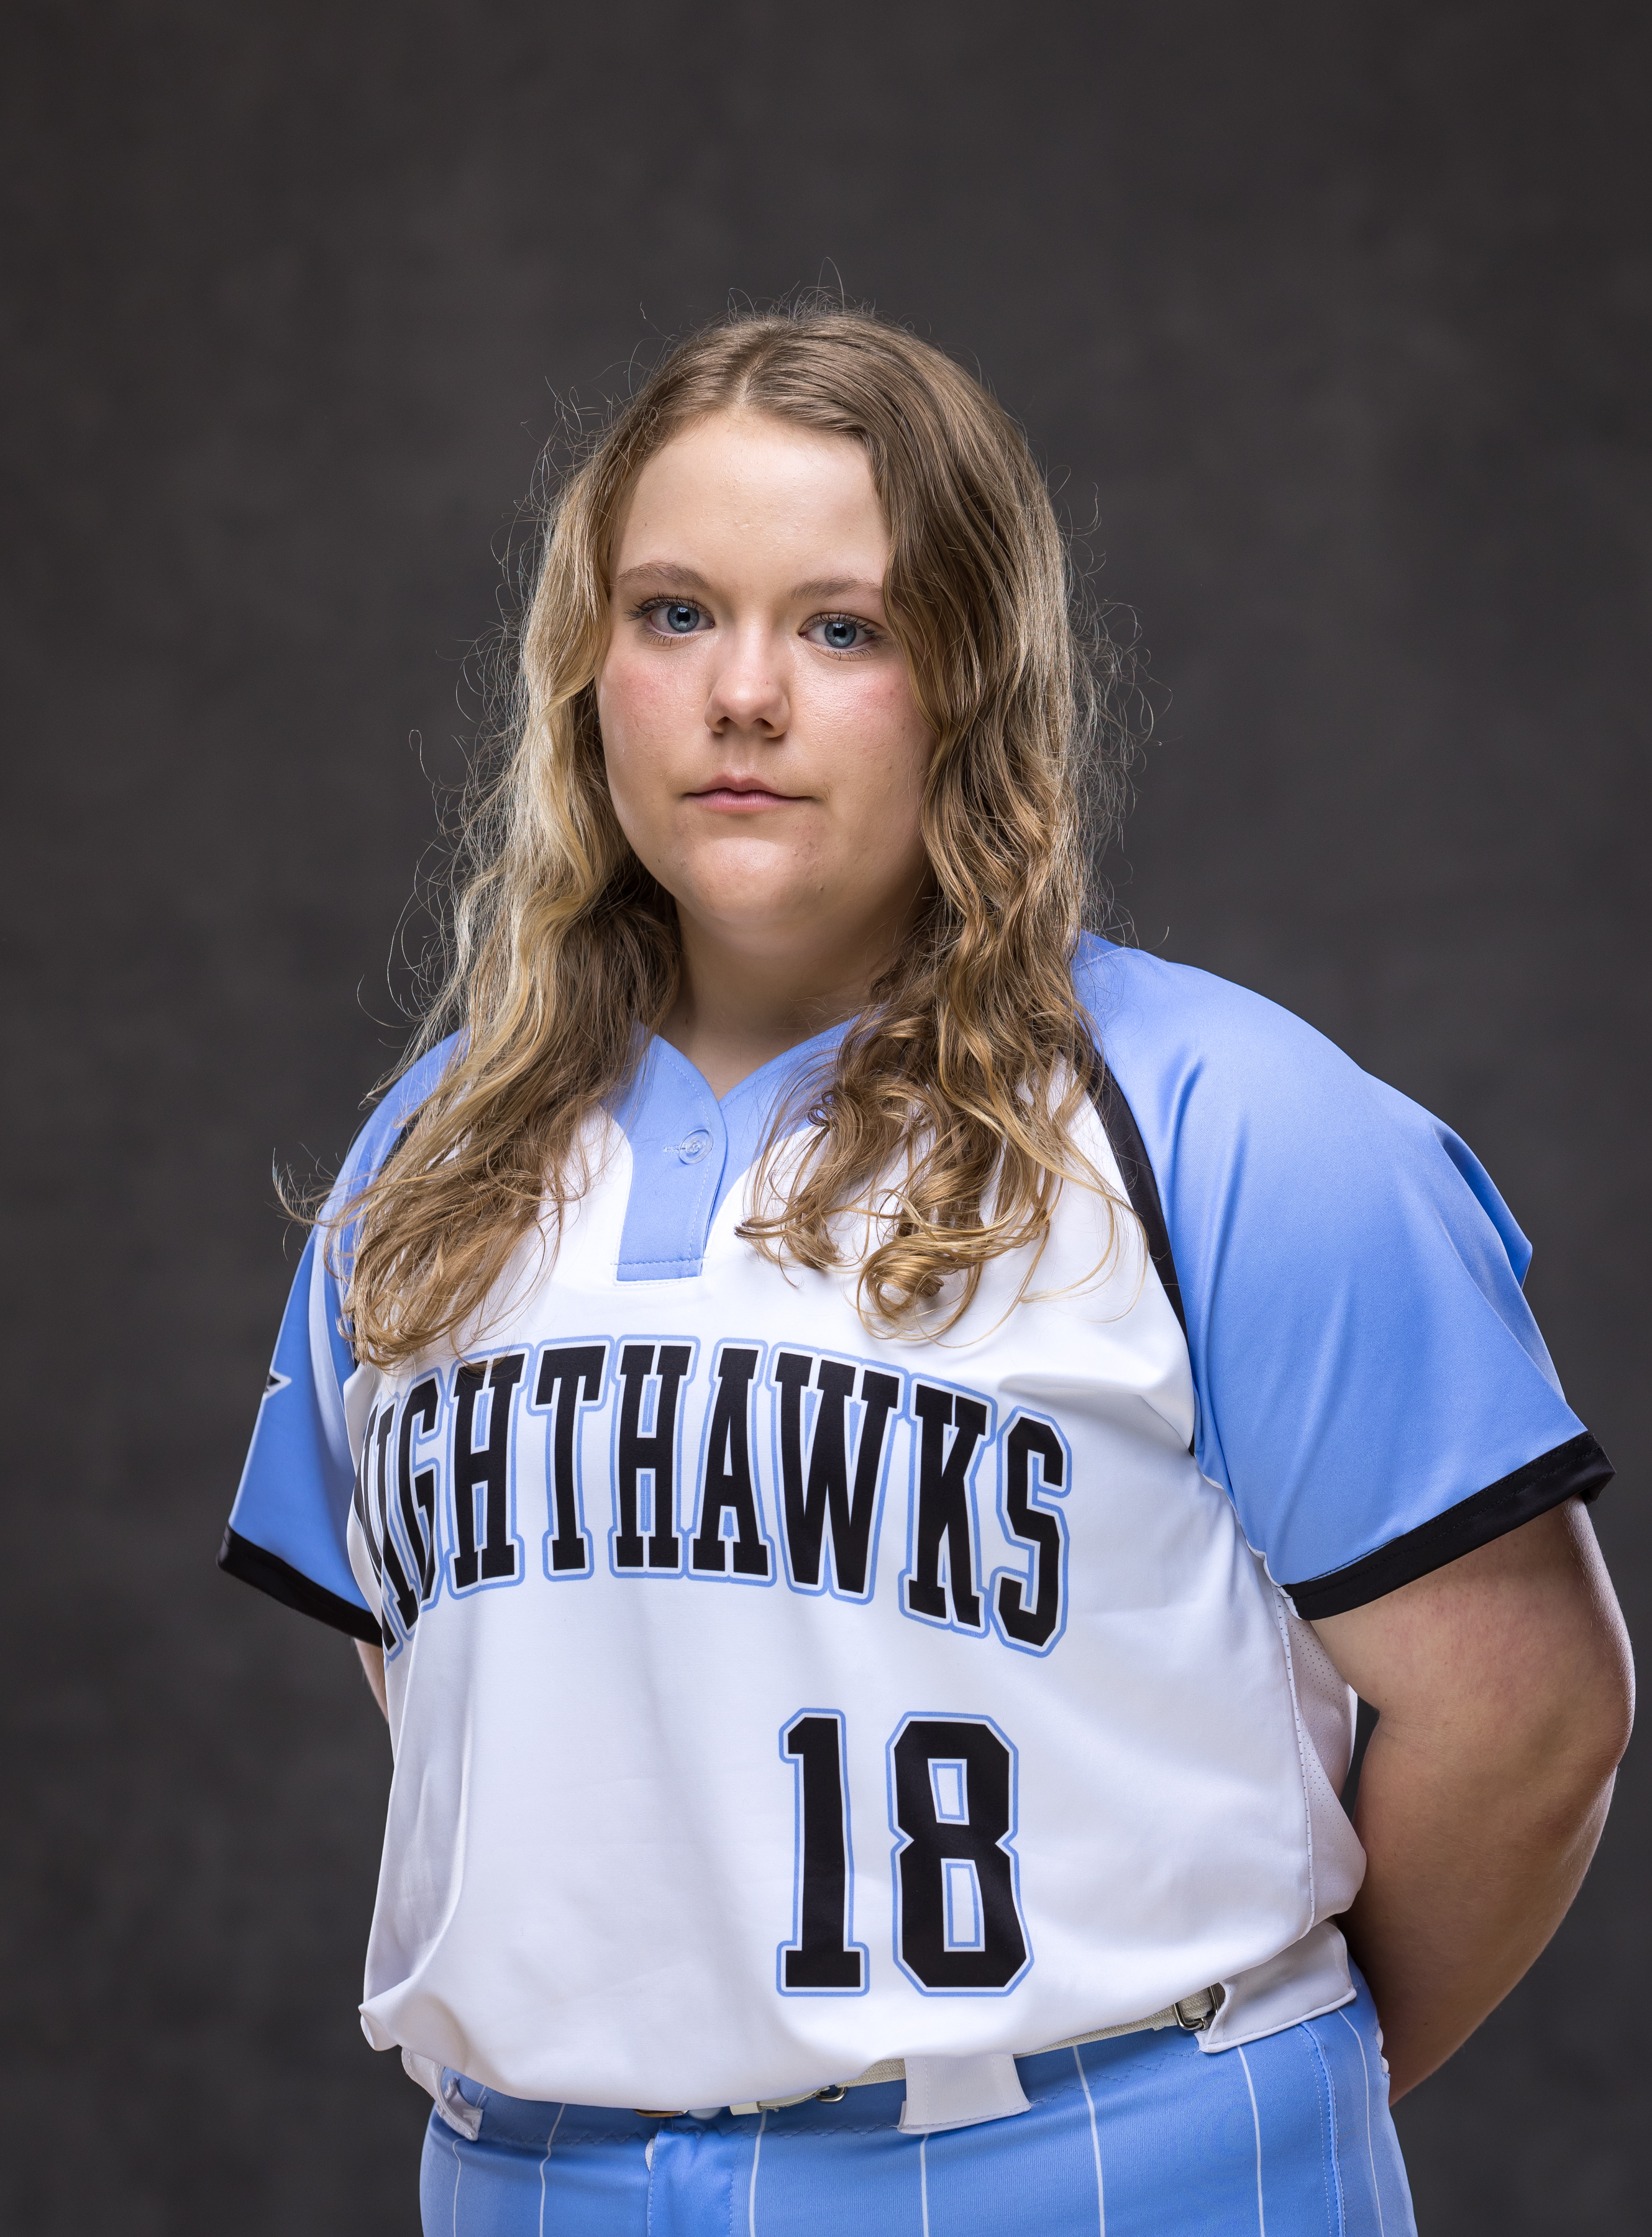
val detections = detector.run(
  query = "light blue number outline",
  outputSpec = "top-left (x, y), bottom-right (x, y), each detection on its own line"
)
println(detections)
top-left (775, 1706), bottom-right (870, 1998)
top-left (884, 1709), bottom-right (1033, 1997)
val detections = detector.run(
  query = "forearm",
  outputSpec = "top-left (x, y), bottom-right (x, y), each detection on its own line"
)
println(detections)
top-left (1315, 1499), bottom-right (1632, 2100)
top-left (1340, 1712), bottom-right (1616, 2097)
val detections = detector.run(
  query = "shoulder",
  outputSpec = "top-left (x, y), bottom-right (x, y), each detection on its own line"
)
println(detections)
top-left (1069, 936), bottom-right (1596, 1596)
top-left (1077, 931), bottom-right (1385, 1126)
top-left (1072, 934), bottom-right (1533, 1280)
top-left (324, 1032), bottom-right (465, 1216)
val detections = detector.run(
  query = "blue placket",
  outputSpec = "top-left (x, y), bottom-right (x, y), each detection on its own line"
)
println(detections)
top-left (611, 1029), bottom-right (847, 1283)
top-left (613, 1043), bottom-right (731, 1281)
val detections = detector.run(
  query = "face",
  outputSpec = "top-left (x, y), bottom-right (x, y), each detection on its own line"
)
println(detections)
top-left (596, 411), bottom-right (934, 988)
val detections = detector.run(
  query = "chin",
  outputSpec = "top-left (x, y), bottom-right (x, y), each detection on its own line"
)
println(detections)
top-left (683, 869), bottom-right (822, 936)
top-left (701, 892), bottom-right (819, 939)
top-left (678, 843), bottom-right (820, 910)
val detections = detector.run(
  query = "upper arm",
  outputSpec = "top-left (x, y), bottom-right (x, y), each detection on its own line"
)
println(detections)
top-left (219, 1224), bottom-right (380, 1641)
top-left (218, 1037), bottom-right (460, 1642)
top-left (1312, 1498), bottom-right (1633, 1764)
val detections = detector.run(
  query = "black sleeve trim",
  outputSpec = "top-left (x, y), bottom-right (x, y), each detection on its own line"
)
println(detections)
top-left (217, 1526), bottom-right (382, 1645)
top-left (1084, 1058), bottom-right (1187, 1337)
top-left (1284, 1432), bottom-right (1615, 1619)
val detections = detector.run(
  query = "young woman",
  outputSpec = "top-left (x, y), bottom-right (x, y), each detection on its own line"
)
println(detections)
top-left (222, 308), bottom-right (1631, 2236)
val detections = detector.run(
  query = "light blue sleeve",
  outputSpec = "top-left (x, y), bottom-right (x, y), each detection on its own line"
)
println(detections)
top-left (1076, 938), bottom-right (1610, 1616)
top-left (219, 1038), bottom-right (460, 1638)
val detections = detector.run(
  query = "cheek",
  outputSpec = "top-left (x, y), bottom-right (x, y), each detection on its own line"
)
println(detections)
top-left (595, 656), bottom-right (678, 867)
top-left (596, 646), bottom-right (684, 764)
top-left (836, 671), bottom-right (932, 828)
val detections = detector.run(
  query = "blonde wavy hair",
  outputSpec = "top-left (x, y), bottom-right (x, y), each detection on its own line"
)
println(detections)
top-left (338, 305), bottom-right (1133, 1368)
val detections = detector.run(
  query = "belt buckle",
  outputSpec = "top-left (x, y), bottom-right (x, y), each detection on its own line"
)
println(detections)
top-left (1173, 1987), bottom-right (1222, 2033)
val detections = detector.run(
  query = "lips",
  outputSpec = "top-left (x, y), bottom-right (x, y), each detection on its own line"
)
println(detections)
top-left (688, 777), bottom-right (803, 808)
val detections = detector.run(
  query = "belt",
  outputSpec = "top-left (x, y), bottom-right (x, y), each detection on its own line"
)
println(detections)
top-left (635, 1985), bottom-right (1224, 2121)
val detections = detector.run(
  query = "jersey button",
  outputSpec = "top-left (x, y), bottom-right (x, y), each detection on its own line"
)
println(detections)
top-left (678, 1130), bottom-right (712, 1163)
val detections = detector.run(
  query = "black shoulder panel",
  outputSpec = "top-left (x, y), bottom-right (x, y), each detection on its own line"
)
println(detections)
top-left (1084, 1059), bottom-right (1187, 1338)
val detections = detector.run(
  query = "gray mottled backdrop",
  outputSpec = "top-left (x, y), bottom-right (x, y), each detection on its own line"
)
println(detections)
top-left (4, 2), bottom-right (1646, 2228)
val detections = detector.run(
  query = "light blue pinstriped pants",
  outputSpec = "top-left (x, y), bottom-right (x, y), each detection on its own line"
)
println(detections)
top-left (418, 1983), bottom-right (1415, 2236)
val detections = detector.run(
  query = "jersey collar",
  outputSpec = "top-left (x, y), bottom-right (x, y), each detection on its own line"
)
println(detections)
top-left (611, 1023), bottom-right (848, 1282)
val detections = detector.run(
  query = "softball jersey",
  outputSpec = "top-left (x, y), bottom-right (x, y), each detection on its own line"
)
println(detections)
top-left (223, 936), bottom-right (1607, 2129)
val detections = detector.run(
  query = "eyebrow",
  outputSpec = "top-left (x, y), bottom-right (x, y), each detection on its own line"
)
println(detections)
top-left (613, 562), bottom-right (885, 606)
top-left (614, 562), bottom-right (716, 595)
top-left (790, 576), bottom-right (885, 604)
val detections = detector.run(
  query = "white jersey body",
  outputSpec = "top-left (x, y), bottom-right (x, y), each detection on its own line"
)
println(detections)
top-left (230, 943), bottom-right (1600, 2116)
top-left (344, 1087), bottom-right (1364, 2111)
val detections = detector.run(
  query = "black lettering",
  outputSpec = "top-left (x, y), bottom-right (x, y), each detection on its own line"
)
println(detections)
top-left (534, 1344), bottom-right (606, 1574)
top-left (690, 1347), bottom-right (769, 1576)
top-left (774, 1353), bottom-right (900, 1596)
top-left (614, 1342), bottom-right (690, 1570)
top-left (891, 1718), bottom-right (1028, 1989)
top-left (905, 1385), bottom-right (986, 1629)
top-left (780, 1714), bottom-right (863, 1990)
top-left (450, 1353), bottom-right (526, 1590)
top-left (995, 1417), bottom-right (1067, 1650)
top-left (374, 1399), bottom-right (419, 1634)
top-left (395, 1376), bottom-right (441, 1612)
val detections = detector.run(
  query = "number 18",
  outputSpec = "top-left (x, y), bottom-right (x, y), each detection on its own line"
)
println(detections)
top-left (778, 1709), bottom-right (1031, 1997)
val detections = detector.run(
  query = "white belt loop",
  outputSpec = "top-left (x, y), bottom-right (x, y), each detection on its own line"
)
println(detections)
top-left (899, 2052), bottom-right (1030, 2134)
top-left (402, 2049), bottom-right (485, 2141)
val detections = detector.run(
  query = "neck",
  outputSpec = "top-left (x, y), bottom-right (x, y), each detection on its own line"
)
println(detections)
top-left (660, 910), bottom-right (908, 1100)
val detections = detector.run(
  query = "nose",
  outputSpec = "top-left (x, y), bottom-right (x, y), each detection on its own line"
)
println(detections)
top-left (703, 624), bottom-right (789, 738)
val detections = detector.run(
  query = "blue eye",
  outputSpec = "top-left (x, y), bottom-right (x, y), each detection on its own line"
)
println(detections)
top-left (662, 601), bottom-right (701, 634)
top-left (812, 615), bottom-right (872, 651)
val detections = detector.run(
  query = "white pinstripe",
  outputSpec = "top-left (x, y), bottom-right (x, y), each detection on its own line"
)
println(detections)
top-left (536, 2103), bottom-right (567, 2237)
top-left (748, 2108), bottom-right (769, 2236)
top-left (430, 2037), bottom-right (1405, 2235)
top-left (1236, 2045), bottom-right (1267, 2237)
top-left (1336, 2010), bottom-right (1387, 2237)
top-left (1071, 2046), bottom-right (1107, 2235)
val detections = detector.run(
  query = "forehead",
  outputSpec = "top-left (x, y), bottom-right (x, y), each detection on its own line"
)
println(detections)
top-left (612, 411), bottom-right (888, 577)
